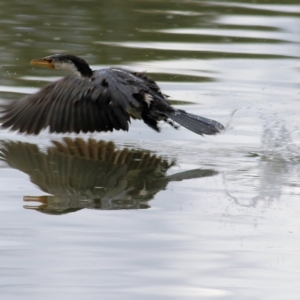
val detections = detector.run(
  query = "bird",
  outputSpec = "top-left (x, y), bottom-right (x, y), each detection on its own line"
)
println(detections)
top-left (0, 54), bottom-right (225, 136)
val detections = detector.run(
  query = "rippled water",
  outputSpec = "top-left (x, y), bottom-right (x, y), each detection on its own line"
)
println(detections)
top-left (0, 0), bottom-right (300, 299)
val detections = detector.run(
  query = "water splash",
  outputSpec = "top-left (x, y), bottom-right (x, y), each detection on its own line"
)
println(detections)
top-left (259, 114), bottom-right (300, 162)
top-left (224, 112), bottom-right (300, 209)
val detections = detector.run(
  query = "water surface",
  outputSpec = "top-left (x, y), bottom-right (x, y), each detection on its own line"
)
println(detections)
top-left (0, 0), bottom-right (300, 299)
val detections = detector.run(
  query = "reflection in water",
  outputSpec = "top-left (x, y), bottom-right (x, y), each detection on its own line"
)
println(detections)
top-left (224, 160), bottom-right (290, 208)
top-left (252, 160), bottom-right (289, 207)
top-left (0, 138), bottom-right (217, 214)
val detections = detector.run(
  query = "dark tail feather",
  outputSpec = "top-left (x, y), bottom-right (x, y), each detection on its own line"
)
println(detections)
top-left (165, 110), bottom-right (225, 136)
top-left (166, 168), bottom-right (218, 181)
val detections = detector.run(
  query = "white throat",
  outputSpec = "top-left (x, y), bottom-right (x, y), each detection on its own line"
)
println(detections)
top-left (55, 62), bottom-right (82, 77)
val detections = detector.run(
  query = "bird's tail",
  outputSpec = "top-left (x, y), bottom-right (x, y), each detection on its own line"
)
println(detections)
top-left (165, 110), bottom-right (225, 136)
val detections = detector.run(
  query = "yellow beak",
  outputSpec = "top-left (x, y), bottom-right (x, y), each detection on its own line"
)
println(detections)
top-left (30, 58), bottom-right (55, 69)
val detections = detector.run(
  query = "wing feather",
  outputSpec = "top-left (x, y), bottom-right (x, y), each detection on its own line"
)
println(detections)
top-left (0, 71), bottom-right (141, 135)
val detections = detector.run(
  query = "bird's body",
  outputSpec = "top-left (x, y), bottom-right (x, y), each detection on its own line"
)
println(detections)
top-left (0, 54), bottom-right (224, 136)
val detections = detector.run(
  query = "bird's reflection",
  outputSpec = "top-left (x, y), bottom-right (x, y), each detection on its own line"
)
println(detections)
top-left (0, 138), bottom-right (218, 215)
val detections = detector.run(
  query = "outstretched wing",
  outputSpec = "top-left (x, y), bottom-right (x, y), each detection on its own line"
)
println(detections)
top-left (0, 70), bottom-right (144, 135)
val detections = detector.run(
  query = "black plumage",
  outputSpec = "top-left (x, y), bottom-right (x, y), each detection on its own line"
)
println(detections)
top-left (0, 54), bottom-right (225, 135)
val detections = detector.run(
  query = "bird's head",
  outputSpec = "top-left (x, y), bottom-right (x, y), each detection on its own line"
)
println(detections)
top-left (30, 54), bottom-right (93, 78)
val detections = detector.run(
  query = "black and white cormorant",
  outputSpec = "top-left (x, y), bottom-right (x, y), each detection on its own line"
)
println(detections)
top-left (0, 54), bottom-right (224, 135)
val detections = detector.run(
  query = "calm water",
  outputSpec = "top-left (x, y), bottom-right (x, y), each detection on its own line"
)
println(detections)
top-left (0, 0), bottom-right (300, 299)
